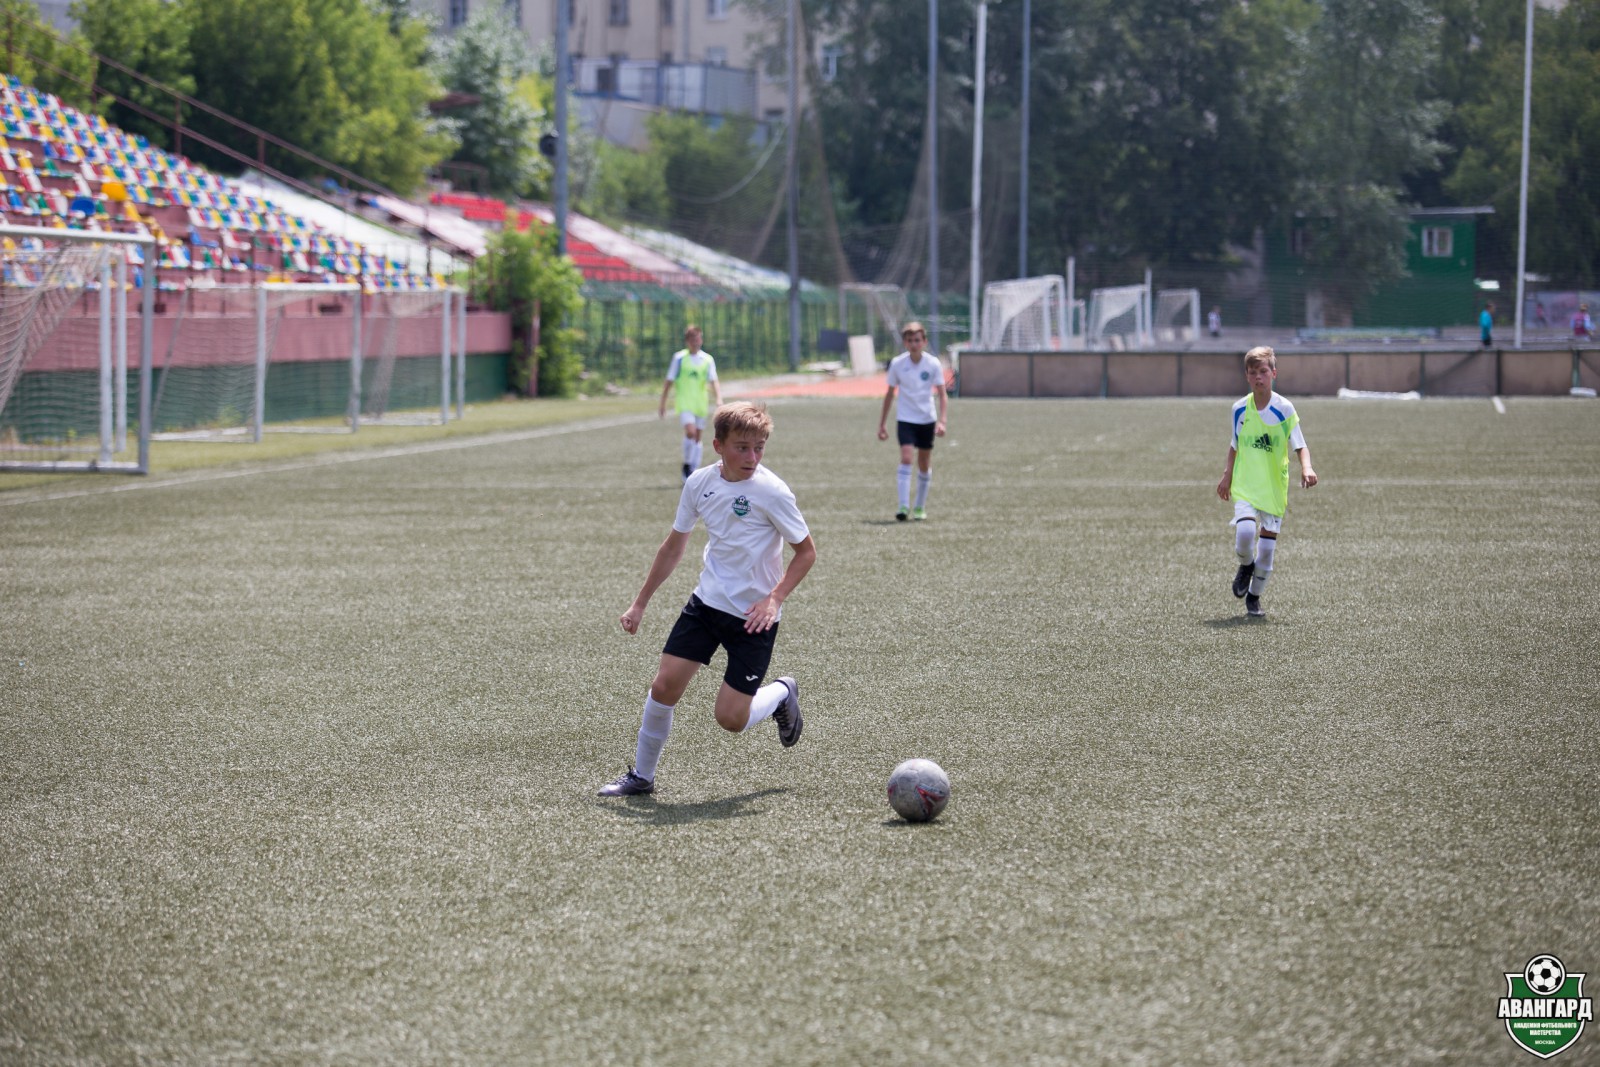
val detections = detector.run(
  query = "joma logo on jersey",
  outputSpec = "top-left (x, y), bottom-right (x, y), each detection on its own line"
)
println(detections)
top-left (1248, 432), bottom-right (1274, 452)
top-left (731, 495), bottom-right (751, 517)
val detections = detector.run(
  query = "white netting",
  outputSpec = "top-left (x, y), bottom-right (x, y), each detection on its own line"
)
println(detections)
top-left (839, 284), bottom-right (914, 357)
top-left (0, 237), bottom-right (126, 465)
top-left (1153, 288), bottom-right (1201, 344)
top-left (1088, 284), bottom-right (1150, 351)
top-left (979, 275), bottom-right (1071, 351)
top-left (359, 290), bottom-right (452, 424)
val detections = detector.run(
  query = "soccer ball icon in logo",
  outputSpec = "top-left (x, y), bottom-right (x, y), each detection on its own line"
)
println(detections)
top-left (887, 758), bottom-right (950, 822)
top-left (1525, 955), bottom-right (1566, 995)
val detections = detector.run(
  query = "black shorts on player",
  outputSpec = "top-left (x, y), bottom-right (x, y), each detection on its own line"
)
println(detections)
top-left (662, 594), bottom-right (778, 696)
top-left (896, 420), bottom-right (936, 450)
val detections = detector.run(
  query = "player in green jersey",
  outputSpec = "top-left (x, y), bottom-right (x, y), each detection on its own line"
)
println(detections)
top-left (659, 325), bottom-right (723, 482)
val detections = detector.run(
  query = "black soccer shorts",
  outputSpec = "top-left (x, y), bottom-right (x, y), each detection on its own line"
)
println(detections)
top-left (896, 420), bottom-right (936, 450)
top-left (662, 594), bottom-right (778, 696)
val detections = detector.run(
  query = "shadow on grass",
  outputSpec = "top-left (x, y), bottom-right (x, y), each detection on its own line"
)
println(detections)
top-left (1202, 614), bottom-right (1268, 629)
top-left (598, 787), bottom-right (789, 825)
top-left (861, 519), bottom-right (913, 527)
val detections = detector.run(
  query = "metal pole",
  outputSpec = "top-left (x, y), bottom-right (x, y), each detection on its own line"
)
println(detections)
top-left (1019, 0), bottom-right (1030, 278)
top-left (138, 245), bottom-right (154, 473)
top-left (968, 1), bottom-right (987, 345)
top-left (555, 0), bottom-right (570, 257)
top-left (1514, 0), bottom-right (1533, 350)
top-left (349, 288), bottom-right (363, 431)
top-left (456, 288), bottom-right (467, 420)
top-left (786, 0), bottom-right (801, 372)
top-left (97, 261), bottom-right (112, 465)
top-left (253, 286), bottom-right (266, 442)
top-left (928, 0), bottom-right (940, 359)
top-left (115, 256), bottom-right (127, 451)
top-left (440, 289), bottom-right (452, 424)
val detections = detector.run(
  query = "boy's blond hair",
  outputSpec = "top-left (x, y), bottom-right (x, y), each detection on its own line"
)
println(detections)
top-left (1244, 346), bottom-right (1277, 371)
top-left (900, 321), bottom-right (927, 341)
top-left (713, 401), bottom-right (773, 442)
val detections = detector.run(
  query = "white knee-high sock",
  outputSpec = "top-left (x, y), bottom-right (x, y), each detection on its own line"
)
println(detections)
top-left (742, 681), bottom-right (787, 731)
top-left (1250, 532), bottom-right (1276, 596)
top-left (914, 470), bottom-right (932, 509)
top-left (897, 463), bottom-right (913, 508)
top-left (1234, 518), bottom-right (1258, 564)
top-left (682, 436), bottom-right (695, 465)
top-left (634, 695), bottom-right (674, 780)
top-left (691, 438), bottom-right (704, 468)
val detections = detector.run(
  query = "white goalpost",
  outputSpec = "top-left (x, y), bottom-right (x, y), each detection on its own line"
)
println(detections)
top-left (0, 224), bottom-right (157, 473)
top-left (1087, 283), bottom-right (1151, 351)
top-left (1153, 288), bottom-right (1202, 344)
top-left (978, 275), bottom-right (1072, 350)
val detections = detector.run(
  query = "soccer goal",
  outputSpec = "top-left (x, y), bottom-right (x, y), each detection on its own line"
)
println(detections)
top-left (978, 275), bottom-right (1072, 350)
top-left (1153, 288), bottom-right (1202, 344)
top-left (0, 224), bottom-right (157, 473)
top-left (355, 288), bottom-right (461, 426)
top-left (839, 283), bottom-right (915, 356)
top-left (1087, 283), bottom-right (1151, 351)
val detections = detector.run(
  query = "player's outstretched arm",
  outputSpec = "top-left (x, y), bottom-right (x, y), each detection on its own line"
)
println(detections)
top-left (743, 535), bottom-right (817, 634)
top-left (621, 529), bottom-right (690, 634)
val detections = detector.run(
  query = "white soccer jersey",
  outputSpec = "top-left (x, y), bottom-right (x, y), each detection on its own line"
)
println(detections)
top-left (1230, 391), bottom-right (1306, 451)
top-left (673, 463), bottom-right (810, 618)
top-left (886, 352), bottom-right (944, 424)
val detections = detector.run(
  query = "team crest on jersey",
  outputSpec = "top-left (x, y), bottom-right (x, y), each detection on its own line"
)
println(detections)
top-left (731, 495), bottom-right (751, 517)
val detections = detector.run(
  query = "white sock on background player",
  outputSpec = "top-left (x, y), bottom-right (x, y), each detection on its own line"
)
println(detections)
top-left (1234, 517), bottom-right (1257, 565)
top-left (897, 463), bottom-right (912, 509)
top-left (1250, 533), bottom-right (1276, 596)
top-left (914, 470), bottom-right (931, 509)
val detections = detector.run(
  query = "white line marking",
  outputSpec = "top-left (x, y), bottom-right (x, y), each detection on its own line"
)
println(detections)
top-left (0, 413), bottom-right (655, 507)
top-left (1492, 396), bottom-right (1506, 414)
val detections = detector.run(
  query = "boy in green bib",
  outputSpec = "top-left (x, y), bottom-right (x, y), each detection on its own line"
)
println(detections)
top-left (659, 325), bottom-right (722, 482)
top-left (1215, 346), bottom-right (1318, 618)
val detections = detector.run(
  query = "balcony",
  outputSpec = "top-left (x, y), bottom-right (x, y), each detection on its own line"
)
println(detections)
top-left (572, 58), bottom-right (758, 119)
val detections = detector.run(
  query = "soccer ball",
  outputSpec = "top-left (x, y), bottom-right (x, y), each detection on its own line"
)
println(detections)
top-left (887, 758), bottom-right (950, 822)
top-left (1525, 955), bottom-right (1566, 995)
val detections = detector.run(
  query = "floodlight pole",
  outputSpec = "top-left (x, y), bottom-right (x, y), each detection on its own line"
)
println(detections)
top-left (1513, 0), bottom-right (1533, 349)
top-left (927, 0), bottom-right (940, 359)
top-left (1019, 0), bottom-right (1030, 278)
top-left (555, 0), bottom-right (570, 257)
top-left (968, 1), bottom-right (987, 345)
top-left (786, 0), bottom-right (801, 372)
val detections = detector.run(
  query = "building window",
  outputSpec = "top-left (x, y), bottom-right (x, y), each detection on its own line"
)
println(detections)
top-left (1421, 226), bottom-right (1453, 258)
top-left (661, 0), bottom-right (672, 25)
top-left (504, 0), bottom-right (521, 27)
top-left (708, 0), bottom-right (728, 18)
top-left (449, 0), bottom-right (469, 28)
top-left (820, 44), bottom-right (843, 83)
top-left (706, 46), bottom-right (728, 67)
top-left (609, 0), bottom-right (629, 25)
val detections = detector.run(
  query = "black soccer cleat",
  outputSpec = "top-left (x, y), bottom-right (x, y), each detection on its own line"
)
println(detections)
top-left (597, 767), bottom-right (655, 797)
top-left (1232, 562), bottom-right (1254, 598)
top-left (682, 462), bottom-right (693, 482)
top-left (896, 507), bottom-right (909, 521)
top-left (1245, 593), bottom-right (1266, 618)
top-left (772, 676), bottom-right (803, 748)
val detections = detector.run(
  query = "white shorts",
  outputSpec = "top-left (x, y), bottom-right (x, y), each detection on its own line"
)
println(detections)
top-left (679, 410), bottom-right (706, 430)
top-left (1232, 499), bottom-right (1283, 534)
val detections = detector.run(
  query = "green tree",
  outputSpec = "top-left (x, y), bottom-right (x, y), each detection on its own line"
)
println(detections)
top-left (72, 0), bottom-right (195, 153)
top-left (0, 0), bottom-right (99, 110)
top-left (1445, 0), bottom-right (1600, 287)
top-left (182, 0), bottom-right (451, 193)
top-left (434, 7), bottom-right (539, 197)
top-left (1286, 0), bottom-right (1447, 324)
top-left (477, 225), bottom-right (585, 397)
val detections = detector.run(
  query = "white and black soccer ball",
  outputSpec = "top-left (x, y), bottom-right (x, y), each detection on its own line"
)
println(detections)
top-left (887, 758), bottom-right (950, 822)
top-left (1525, 955), bottom-right (1566, 995)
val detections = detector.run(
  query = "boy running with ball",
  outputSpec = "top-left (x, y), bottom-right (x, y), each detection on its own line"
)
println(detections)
top-left (1216, 346), bottom-right (1317, 619)
top-left (600, 402), bottom-right (816, 797)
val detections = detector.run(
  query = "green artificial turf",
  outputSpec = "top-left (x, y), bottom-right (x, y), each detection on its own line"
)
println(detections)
top-left (2, 396), bottom-right (1597, 1065)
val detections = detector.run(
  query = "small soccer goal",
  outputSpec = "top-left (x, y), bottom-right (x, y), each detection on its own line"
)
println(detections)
top-left (1087, 284), bottom-right (1151, 351)
top-left (839, 283), bottom-right (915, 358)
top-left (978, 275), bottom-right (1072, 351)
top-left (1153, 288), bottom-right (1201, 344)
top-left (0, 224), bottom-right (158, 473)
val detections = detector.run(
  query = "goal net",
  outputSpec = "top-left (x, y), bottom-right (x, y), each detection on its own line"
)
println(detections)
top-left (1087, 284), bottom-right (1150, 351)
top-left (839, 283), bottom-right (914, 359)
top-left (1153, 288), bottom-right (1201, 344)
top-left (0, 226), bottom-right (156, 472)
top-left (357, 289), bottom-right (456, 425)
top-left (978, 275), bottom-right (1071, 350)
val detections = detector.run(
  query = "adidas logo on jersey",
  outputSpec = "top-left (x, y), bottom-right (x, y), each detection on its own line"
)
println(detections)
top-left (1248, 432), bottom-right (1273, 451)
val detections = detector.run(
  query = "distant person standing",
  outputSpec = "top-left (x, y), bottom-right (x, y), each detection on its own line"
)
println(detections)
top-left (659, 325), bottom-right (722, 482)
top-left (1480, 302), bottom-right (1494, 348)
top-left (1575, 304), bottom-right (1594, 341)
top-left (877, 322), bottom-right (949, 521)
top-left (1208, 306), bottom-right (1222, 338)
